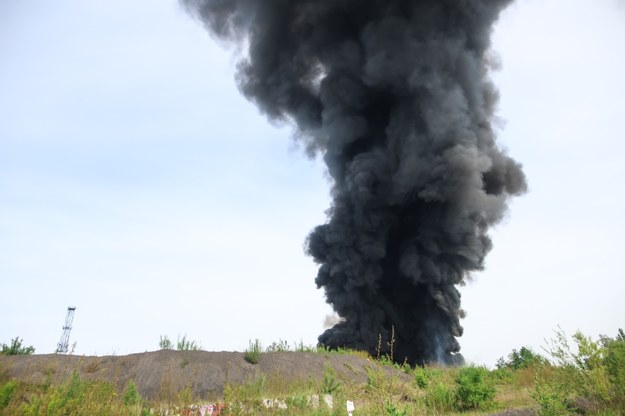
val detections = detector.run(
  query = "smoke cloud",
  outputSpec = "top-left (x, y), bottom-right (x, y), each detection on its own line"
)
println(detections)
top-left (183, 0), bottom-right (526, 365)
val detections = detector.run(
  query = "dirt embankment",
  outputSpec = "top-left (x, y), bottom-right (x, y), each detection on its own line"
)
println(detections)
top-left (0, 350), bottom-right (410, 400)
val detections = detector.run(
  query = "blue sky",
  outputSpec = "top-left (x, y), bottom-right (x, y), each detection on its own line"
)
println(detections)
top-left (1, 0), bottom-right (624, 366)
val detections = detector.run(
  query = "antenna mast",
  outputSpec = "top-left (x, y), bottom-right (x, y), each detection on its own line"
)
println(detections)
top-left (56, 306), bottom-right (76, 354)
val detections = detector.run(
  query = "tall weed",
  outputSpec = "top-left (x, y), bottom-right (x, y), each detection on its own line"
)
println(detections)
top-left (321, 363), bottom-right (341, 395)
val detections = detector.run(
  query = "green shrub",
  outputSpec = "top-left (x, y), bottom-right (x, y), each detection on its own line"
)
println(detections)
top-left (454, 366), bottom-right (496, 410)
top-left (365, 368), bottom-right (387, 394)
top-left (159, 335), bottom-right (173, 350)
top-left (490, 366), bottom-right (514, 383)
top-left (224, 375), bottom-right (266, 405)
top-left (158, 334), bottom-right (200, 351)
top-left (244, 339), bottom-right (262, 364)
top-left (0, 380), bottom-right (17, 408)
top-left (414, 367), bottom-right (429, 389)
top-left (176, 384), bottom-right (194, 408)
top-left (604, 339), bottom-right (625, 406)
top-left (123, 380), bottom-right (142, 406)
top-left (532, 376), bottom-right (573, 416)
top-left (385, 400), bottom-right (407, 416)
top-left (545, 328), bottom-right (603, 370)
top-left (46, 371), bottom-right (86, 414)
top-left (1, 337), bottom-right (35, 355)
top-left (424, 381), bottom-right (454, 413)
top-left (545, 328), bottom-right (614, 406)
top-left (15, 374), bottom-right (150, 415)
top-left (176, 334), bottom-right (200, 351)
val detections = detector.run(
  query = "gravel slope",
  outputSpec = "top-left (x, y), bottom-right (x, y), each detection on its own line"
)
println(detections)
top-left (0, 350), bottom-right (410, 399)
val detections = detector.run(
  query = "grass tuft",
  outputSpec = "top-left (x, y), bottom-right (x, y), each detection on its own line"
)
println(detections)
top-left (244, 339), bottom-right (262, 364)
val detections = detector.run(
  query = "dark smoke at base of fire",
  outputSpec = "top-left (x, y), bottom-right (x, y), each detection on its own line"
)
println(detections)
top-left (181, 0), bottom-right (527, 366)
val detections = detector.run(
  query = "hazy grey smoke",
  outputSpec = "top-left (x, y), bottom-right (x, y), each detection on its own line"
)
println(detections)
top-left (183, 0), bottom-right (526, 365)
top-left (324, 314), bottom-right (344, 330)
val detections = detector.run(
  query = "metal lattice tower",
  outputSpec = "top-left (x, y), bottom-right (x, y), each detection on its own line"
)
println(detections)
top-left (56, 306), bottom-right (76, 354)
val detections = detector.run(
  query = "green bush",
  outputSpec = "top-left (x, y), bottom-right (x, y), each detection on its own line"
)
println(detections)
top-left (454, 366), bottom-right (496, 410)
top-left (158, 334), bottom-right (200, 351)
top-left (546, 329), bottom-right (616, 404)
top-left (176, 334), bottom-right (200, 351)
top-left (532, 376), bottom-right (573, 416)
top-left (14, 373), bottom-right (149, 415)
top-left (414, 367), bottom-right (429, 389)
top-left (1, 337), bottom-right (35, 355)
top-left (385, 400), bottom-right (407, 416)
top-left (158, 335), bottom-right (173, 350)
top-left (490, 366), bottom-right (514, 383)
top-left (604, 339), bottom-right (625, 406)
top-left (424, 381), bottom-right (454, 413)
top-left (542, 327), bottom-right (625, 413)
top-left (223, 375), bottom-right (266, 406)
top-left (46, 372), bottom-right (86, 414)
top-left (123, 380), bottom-right (142, 406)
top-left (0, 380), bottom-right (17, 408)
top-left (244, 339), bottom-right (262, 364)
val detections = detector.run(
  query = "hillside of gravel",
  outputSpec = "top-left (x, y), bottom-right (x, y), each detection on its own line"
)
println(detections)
top-left (0, 350), bottom-right (412, 400)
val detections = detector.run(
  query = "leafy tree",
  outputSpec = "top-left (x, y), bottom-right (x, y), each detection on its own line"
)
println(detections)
top-left (1, 337), bottom-right (35, 355)
top-left (496, 346), bottom-right (547, 369)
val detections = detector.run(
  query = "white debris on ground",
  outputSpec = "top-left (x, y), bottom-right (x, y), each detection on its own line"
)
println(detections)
top-left (306, 393), bottom-right (334, 409)
top-left (262, 398), bottom-right (288, 409)
top-left (150, 395), bottom-right (355, 415)
top-left (347, 399), bottom-right (355, 416)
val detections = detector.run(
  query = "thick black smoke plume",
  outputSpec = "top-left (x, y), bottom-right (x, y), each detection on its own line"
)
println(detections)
top-left (183, 0), bottom-right (526, 365)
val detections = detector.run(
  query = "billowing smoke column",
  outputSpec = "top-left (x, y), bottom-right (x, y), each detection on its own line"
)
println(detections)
top-left (183, 0), bottom-right (526, 365)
